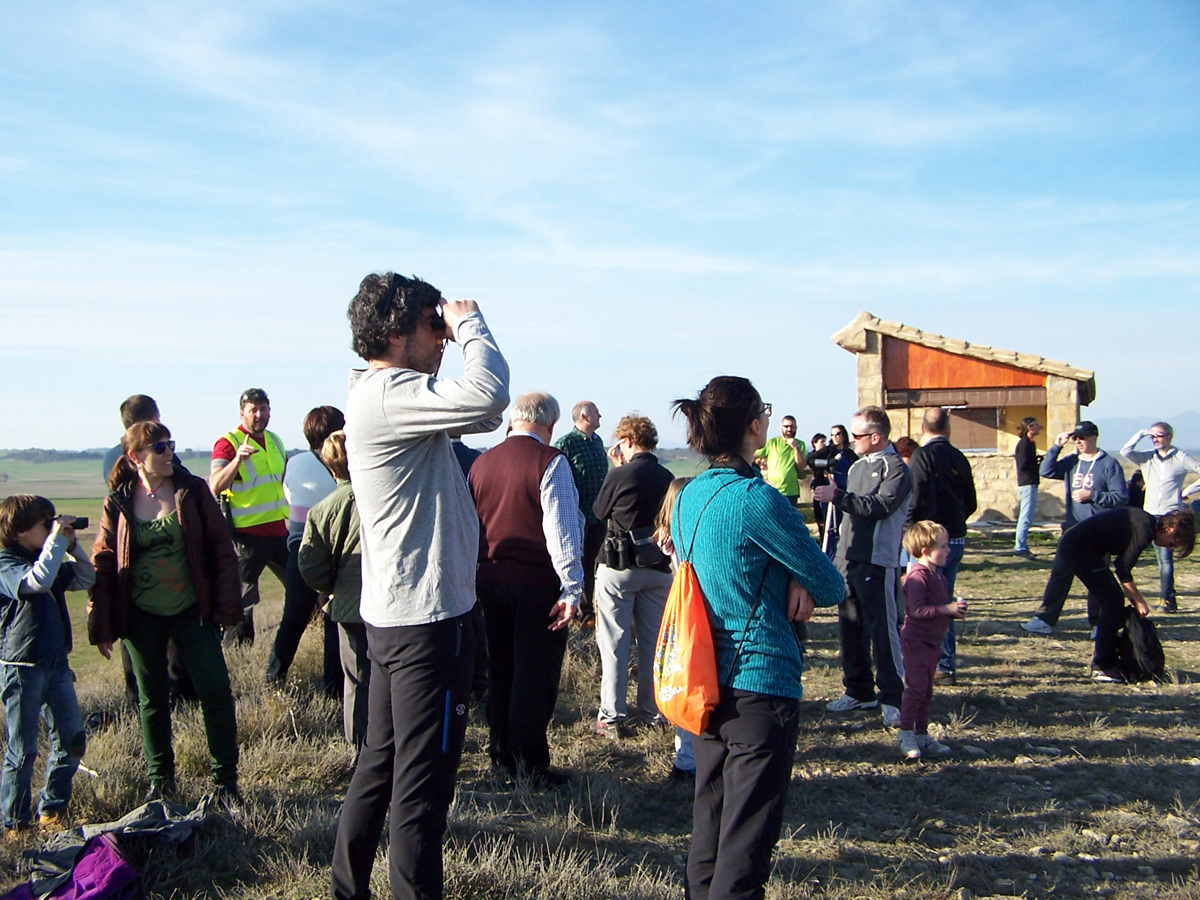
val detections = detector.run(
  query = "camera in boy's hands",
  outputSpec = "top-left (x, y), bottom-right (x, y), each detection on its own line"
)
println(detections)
top-left (59, 516), bottom-right (87, 530)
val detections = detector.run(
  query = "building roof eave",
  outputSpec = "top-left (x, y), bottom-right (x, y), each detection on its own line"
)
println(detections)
top-left (832, 311), bottom-right (1096, 405)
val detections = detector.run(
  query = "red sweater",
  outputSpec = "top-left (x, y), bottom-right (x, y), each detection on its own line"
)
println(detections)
top-left (469, 435), bottom-right (563, 589)
top-left (900, 564), bottom-right (952, 646)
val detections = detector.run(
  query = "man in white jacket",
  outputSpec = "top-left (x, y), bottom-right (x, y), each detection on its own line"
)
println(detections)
top-left (1121, 422), bottom-right (1200, 613)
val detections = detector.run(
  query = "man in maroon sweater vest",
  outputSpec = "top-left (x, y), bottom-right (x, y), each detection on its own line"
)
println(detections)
top-left (469, 391), bottom-right (583, 787)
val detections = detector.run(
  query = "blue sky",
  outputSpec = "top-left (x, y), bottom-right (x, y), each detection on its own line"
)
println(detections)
top-left (2, 1), bottom-right (1197, 451)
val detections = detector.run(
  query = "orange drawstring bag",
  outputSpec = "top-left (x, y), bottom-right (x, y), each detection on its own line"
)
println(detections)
top-left (653, 479), bottom-right (746, 735)
top-left (653, 558), bottom-right (719, 734)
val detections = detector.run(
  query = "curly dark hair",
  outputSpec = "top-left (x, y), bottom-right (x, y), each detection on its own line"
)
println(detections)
top-left (612, 414), bottom-right (659, 450)
top-left (347, 273), bottom-right (443, 361)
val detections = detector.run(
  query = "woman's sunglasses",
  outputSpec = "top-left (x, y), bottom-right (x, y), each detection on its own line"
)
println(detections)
top-left (149, 440), bottom-right (176, 455)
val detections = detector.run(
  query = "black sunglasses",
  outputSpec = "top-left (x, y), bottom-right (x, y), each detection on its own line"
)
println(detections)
top-left (150, 440), bottom-right (176, 455)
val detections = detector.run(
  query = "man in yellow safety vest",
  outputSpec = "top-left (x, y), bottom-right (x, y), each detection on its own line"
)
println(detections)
top-left (209, 388), bottom-right (290, 647)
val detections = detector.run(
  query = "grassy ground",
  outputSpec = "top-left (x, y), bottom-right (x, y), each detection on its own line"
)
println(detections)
top-left (2, 529), bottom-right (1199, 899)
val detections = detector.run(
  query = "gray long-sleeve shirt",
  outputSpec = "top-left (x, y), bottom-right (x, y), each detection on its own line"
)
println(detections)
top-left (1120, 431), bottom-right (1200, 516)
top-left (344, 311), bottom-right (510, 628)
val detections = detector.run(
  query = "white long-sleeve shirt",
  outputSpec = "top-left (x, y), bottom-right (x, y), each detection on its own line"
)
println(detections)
top-left (1121, 430), bottom-right (1200, 515)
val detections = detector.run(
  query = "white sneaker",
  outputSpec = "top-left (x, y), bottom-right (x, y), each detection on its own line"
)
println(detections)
top-left (898, 730), bottom-right (921, 760)
top-left (917, 733), bottom-right (952, 755)
top-left (881, 704), bottom-right (901, 728)
top-left (1021, 616), bottom-right (1053, 636)
top-left (826, 694), bottom-right (879, 713)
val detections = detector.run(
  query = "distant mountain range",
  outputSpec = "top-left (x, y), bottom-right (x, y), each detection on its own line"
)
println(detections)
top-left (1090, 411), bottom-right (1200, 453)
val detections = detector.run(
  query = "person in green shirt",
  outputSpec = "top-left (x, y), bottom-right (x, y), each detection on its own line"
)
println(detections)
top-left (755, 414), bottom-right (808, 508)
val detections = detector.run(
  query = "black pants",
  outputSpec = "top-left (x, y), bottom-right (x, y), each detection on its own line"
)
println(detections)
top-left (330, 613), bottom-right (475, 900)
top-left (838, 561), bottom-right (905, 708)
top-left (223, 532), bottom-right (288, 647)
top-left (1041, 548), bottom-right (1125, 670)
top-left (478, 582), bottom-right (567, 773)
top-left (581, 520), bottom-right (605, 618)
top-left (687, 689), bottom-right (800, 900)
top-left (1035, 549), bottom-right (1107, 627)
top-left (265, 537), bottom-right (344, 695)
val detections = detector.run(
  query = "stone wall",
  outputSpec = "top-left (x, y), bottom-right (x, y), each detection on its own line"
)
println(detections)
top-left (966, 452), bottom-right (1066, 522)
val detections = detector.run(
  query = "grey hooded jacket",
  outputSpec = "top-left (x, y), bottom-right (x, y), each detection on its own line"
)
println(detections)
top-left (832, 443), bottom-right (913, 570)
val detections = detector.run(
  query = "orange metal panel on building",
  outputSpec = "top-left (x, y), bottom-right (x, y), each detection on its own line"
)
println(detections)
top-left (882, 336), bottom-right (1045, 391)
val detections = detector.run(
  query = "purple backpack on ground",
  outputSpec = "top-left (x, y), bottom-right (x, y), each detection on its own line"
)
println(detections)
top-left (4, 834), bottom-right (139, 900)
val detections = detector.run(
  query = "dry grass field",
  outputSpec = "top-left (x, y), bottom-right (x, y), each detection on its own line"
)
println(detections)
top-left (1, 524), bottom-right (1199, 899)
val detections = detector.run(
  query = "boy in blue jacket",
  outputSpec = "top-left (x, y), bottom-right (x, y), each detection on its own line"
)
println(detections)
top-left (0, 495), bottom-right (93, 837)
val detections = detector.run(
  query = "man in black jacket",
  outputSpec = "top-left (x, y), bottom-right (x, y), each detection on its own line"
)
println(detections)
top-left (1013, 417), bottom-right (1042, 558)
top-left (906, 408), bottom-right (977, 682)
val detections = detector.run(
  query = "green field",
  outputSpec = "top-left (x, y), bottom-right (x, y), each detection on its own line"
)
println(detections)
top-left (0, 453), bottom-right (213, 500)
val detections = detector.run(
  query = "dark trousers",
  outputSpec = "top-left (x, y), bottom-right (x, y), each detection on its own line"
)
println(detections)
top-left (899, 636), bottom-right (940, 733)
top-left (937, 539), bottom-right (965, 675)
top-left (581, 520), bottom-right (605, 618)
top-left (331, 613), bottom-right (475, 900)
top-left (838, 561), bottom-right (905, 708)
top-left (121, 639), bottom-right (196, 707)
top-left (687, 689), bottom-right (800, 900)
top-left (336, 622), bottom-right (370, 751)
top-left (1040, 548), bottom-right (1126, 670)
top-left (266, 537), bottom-right (343, 695)
top-left (478, 583), bottom-right (567, 773)
top-left (1035, 549), bottom-right (1106, 627)
top-left (223, 532), bottom-right (288, 647)
top-left (124, 603), bottom-right (239, 787)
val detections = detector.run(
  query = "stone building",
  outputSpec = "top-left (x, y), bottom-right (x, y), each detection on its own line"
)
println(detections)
top-left (832, 311), bottom-right (1097, 522)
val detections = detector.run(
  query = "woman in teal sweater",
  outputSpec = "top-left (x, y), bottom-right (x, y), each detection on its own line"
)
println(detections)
top-left (670, 376), bottom-right (843, 900)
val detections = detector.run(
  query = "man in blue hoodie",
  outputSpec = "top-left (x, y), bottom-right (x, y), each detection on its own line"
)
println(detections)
top-left (1022, 421), bottom-right (1127, 636)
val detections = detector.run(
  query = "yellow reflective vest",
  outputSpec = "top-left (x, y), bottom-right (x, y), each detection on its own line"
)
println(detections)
top-left (222, 429), bottom-right (289, 530)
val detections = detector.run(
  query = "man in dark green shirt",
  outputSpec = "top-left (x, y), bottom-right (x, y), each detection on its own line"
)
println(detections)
top-left (555, 401), bottom-right (609, 622)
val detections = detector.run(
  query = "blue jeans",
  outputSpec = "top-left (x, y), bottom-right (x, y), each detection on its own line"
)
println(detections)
top-left (937, 540), bottom-right (965, 675)
top-left (1155, 543), bottom-right (1175, 604)
top-left (1015, 485), bottom-right (1037, 552)
top-left (1, 653), bottom-right (85, 828)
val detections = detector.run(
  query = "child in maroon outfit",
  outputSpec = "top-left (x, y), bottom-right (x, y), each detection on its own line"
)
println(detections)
top-left (898, 522), bottom-right (967, 759)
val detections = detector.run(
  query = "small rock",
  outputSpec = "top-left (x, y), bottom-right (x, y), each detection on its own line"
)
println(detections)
top-left (994, 878), bottom-right (1014, 890)
top-left (1101, 871), bottom-right (1115, 881)
top-left (953, 889), bottom-right (972, 900)
top-left (939, 855), bottom-right (952, 866)
top-left (1138, 865), bottom-right (1155, 876)
top-left (1033, 745), bottom-right (1062, 756)
top-left (850, 722), bottom-right (865, 732)
top-left (1027, 872), bottom-right (1038, 881)
top-left (1014, 755), bottom-right (1036, 765)
top-left (1052, 851), bottom-right (1072, 864)
top-left (1081, 829), bottom-right (1109, 844)
top-left (963, 745), bottom-right (987, 758)
top-left (1030, 845), bottom-right (1046, 856)
top-left (1085, 866), bottom-right (1100, 879)
top-left (1162, 814), bottom-right (1191, 834)
top-left (1079, 853), bottom-right (1099, 862)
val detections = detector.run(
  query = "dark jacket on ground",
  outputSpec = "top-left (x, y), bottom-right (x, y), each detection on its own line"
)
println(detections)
top-left (1015, 434), bottom-right (1041, 488)
top-left (833, 444), bottom-right (913, 569)
top-left (906, 435), bottom-right (978, 538)
top-left (90, 462), bottom-right (242, 644)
